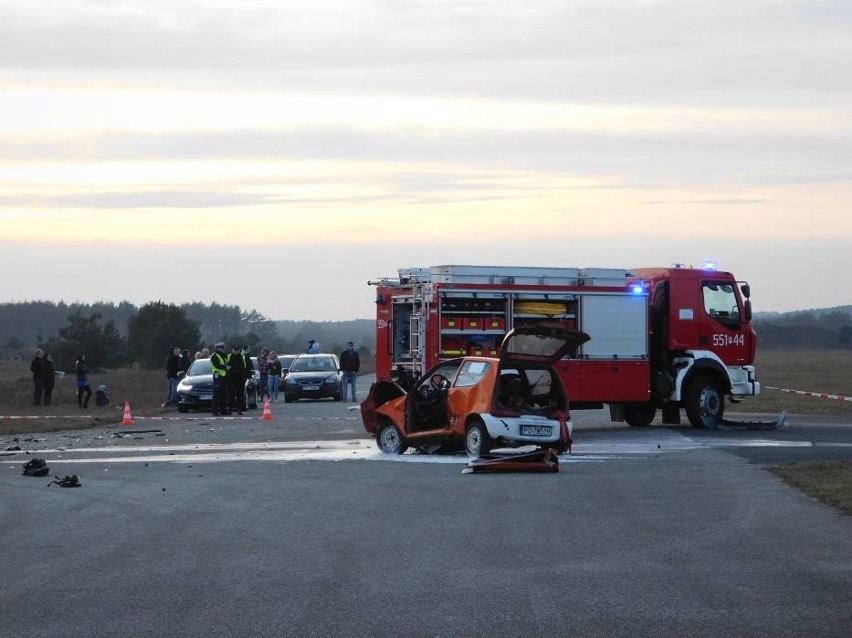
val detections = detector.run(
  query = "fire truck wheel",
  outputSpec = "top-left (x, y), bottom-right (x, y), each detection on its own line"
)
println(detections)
top-left (465, 418), bottom-right (493, 458)
top-left (624, 403), bottom-right (656, 427)
top-left (377, 422), bottom-right (408, 454)
top-left (685, 374), bottom-right (725, 429)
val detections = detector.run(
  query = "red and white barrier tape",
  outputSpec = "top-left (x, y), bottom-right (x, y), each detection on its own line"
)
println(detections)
top-left (765, 386), bottom-right (852, 403)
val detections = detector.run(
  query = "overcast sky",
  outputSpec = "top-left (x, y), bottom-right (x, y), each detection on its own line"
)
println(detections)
top-left (1, 0), bottom-right (850, 321)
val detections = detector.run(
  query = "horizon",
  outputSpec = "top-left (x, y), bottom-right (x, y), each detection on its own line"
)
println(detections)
top-left (1, 1), bottom-right (850, 318)
top-left (1, 294), bottom-right (849, 325)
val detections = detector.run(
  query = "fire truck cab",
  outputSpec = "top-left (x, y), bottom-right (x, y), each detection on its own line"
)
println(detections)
top-left (369, 263), bottom-right (759, 429)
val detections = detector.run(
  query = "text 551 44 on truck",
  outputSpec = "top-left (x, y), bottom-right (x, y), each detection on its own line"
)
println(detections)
top-left (365, 262), bottom-right (765, 432)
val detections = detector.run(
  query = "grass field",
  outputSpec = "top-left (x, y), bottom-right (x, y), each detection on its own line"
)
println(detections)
top-left (744, 350), bottom-right (852, 416)
top-left (769, 461), bottom-right (852, 516)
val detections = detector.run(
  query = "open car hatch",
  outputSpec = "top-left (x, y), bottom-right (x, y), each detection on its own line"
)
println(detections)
top-left (499, 323), bottom-right (591, 364)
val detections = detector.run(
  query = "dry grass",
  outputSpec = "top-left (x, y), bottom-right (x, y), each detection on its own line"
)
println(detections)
top-left (740, 350), bottom-right (852, 416)
top-left (769, 461), bottom-right (852, 515)
top-left (0, 360), bottom-right (169, 435)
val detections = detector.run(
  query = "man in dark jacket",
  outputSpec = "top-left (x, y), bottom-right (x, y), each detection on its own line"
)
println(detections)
top-left (43, 353), bottom-right (56, 406)
top-left (30, 348), bottom-right (46, 406)
top-left (164, 346), bottom-right (181, 407)
top-left (227, 344), bottom-right (247, 415)
top-left (339, 341), bottom-right (361, 402)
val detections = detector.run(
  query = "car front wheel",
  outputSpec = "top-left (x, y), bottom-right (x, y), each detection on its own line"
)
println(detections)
top-left (465, 418), bottom-right (493, 458)
top-left (376, 422), bottom-right (408, 454)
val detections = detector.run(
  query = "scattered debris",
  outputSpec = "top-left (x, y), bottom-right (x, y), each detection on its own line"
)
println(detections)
top-left (22, 458), bottom-right (50, 477)
top-left (462, 447), bottom-right (561, 474)
top-left (50, 475), bottom-right (81, 488)
top-left (5, 445), bottom-right (21, 451)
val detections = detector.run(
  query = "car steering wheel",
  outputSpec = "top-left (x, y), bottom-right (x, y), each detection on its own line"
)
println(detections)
top-left (430, 374), bottom-right (450, 391)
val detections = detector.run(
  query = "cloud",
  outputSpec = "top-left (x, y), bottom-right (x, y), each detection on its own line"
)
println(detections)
top-left (0, 1), bottom-right (849, 106)
top-left (642, 199), bottom-right (765, 206)
top-left (1, 124), bottom-right (849, 188)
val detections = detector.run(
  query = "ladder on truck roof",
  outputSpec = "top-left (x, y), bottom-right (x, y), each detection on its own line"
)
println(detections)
top-left (425, 265), bottom-right (630, 287)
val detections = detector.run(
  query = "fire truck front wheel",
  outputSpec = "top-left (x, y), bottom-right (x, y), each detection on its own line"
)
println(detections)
top-left (377, 422), bottom-right (409, 454)
top-left (465, 418), bottom-right (494, 458)
top-left (685, 374), bottom-right (725, 429)
top-left (624, 403), bottom-right (656, 427)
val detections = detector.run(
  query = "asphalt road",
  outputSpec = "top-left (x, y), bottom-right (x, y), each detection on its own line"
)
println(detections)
top-left (2, 384), bottom-right (851, 637)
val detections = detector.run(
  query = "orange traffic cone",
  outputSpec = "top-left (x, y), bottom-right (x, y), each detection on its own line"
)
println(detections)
top-left (121, 402), bottom-right (134, 426)
top-left (261, 397), bottom-right (273, 421)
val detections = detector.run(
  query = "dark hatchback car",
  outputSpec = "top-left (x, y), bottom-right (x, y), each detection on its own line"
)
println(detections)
top-left (282, 354), bottom-right (343, 402)
top-left (176, 357), bottom-right (259, 413)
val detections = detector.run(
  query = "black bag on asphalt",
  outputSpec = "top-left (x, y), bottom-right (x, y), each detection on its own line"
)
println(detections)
top-left (22, 458), bottom-right (50, 477)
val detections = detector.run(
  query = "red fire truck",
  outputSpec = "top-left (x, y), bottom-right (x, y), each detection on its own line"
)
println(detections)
top-left (369, 262), bottom-right (761, 429)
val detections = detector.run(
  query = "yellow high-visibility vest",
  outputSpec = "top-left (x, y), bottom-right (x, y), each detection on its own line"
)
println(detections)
top-left (211, 352), bottom-right (228, 377)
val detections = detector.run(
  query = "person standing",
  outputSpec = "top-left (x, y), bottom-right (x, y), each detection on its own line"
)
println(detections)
top-left (165, 346), bottom-right (181, 407)
top-left (43, 353), bottom-right (56, 406)
top-left (307, 339), bottom-right (321, 354)
top-left (257, 347), bottom-right (270, 399)
top-left (30, 348), bottom-right (46, 406)
top-left (210, 342), bottom-right (229, 416)
top-left (267, 351), bottom-right (283, 402)
top-left (180, 348), bottom-right (192, 374)
top-left (75, 353), bottom-right (92, 408)
top-left (227, 344), bottom-right (247, 415)
top-left (339, 341), bottom-right (361, 403)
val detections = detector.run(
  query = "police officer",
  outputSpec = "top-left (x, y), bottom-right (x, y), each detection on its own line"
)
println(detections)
top-left (228, 344), bottom-right (247, 415)
top-left (211, 342), bottom-right (229, 416)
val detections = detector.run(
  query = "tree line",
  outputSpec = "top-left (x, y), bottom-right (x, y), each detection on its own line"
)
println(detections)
top-left (0, 301), bottom-right (374, 371)
top-left (3, 300), bottom-right (848, 370)
top-left (753, 307), bottom-right (852, 350)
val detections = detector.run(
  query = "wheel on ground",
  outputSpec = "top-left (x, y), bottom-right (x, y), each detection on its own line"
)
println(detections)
top-left (684, 374), bottom-right (725, 428)
top-left (178, 405), bottom-right (188, 413)
top-left (624, 403), bottom-right (656, 427)
top-left (376, 422), bottom-right (408, 454)
top-left (333, 392), bottom-right (342, 402)
top-left (465, 418), bottom-right (494, 458)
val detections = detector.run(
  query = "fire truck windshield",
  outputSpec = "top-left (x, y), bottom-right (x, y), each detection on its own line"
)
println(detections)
top-left (702, 282), bottom-right (741, 327)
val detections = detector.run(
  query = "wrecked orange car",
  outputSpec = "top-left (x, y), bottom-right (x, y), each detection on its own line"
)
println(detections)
top-left (361, 324), bottom-right (590, 457)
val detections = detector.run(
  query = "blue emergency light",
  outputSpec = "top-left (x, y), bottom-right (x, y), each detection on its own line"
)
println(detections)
top-left (701, 260), bottom-right (718, 271)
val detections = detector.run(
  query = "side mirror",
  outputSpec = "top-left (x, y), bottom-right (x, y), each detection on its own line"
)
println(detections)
top-left (744, 299), bottom-right (752, 322)
top-left (741, 284), bottom-right (751, 299)
top-left (177, 371), bottom-right (185, 378)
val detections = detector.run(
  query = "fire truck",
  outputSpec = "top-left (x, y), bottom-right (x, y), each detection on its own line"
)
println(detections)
top-left (369, 262), bottom-right (760, 429)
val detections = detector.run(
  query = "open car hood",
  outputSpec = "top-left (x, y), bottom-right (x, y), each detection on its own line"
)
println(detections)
top-left (499, 323), bottom-right (591, 365)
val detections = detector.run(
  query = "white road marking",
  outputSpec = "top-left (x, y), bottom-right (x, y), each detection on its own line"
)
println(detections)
top-left (0, 431), bottom-right (821, 467)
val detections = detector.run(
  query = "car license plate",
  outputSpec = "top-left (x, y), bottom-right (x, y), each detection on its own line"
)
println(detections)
top-left (199, 393), bottom-right (213, 400)
top-left (520, 424), bottom-right (552, 437)
top-left (303, 385), bottom-right (320, 391)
